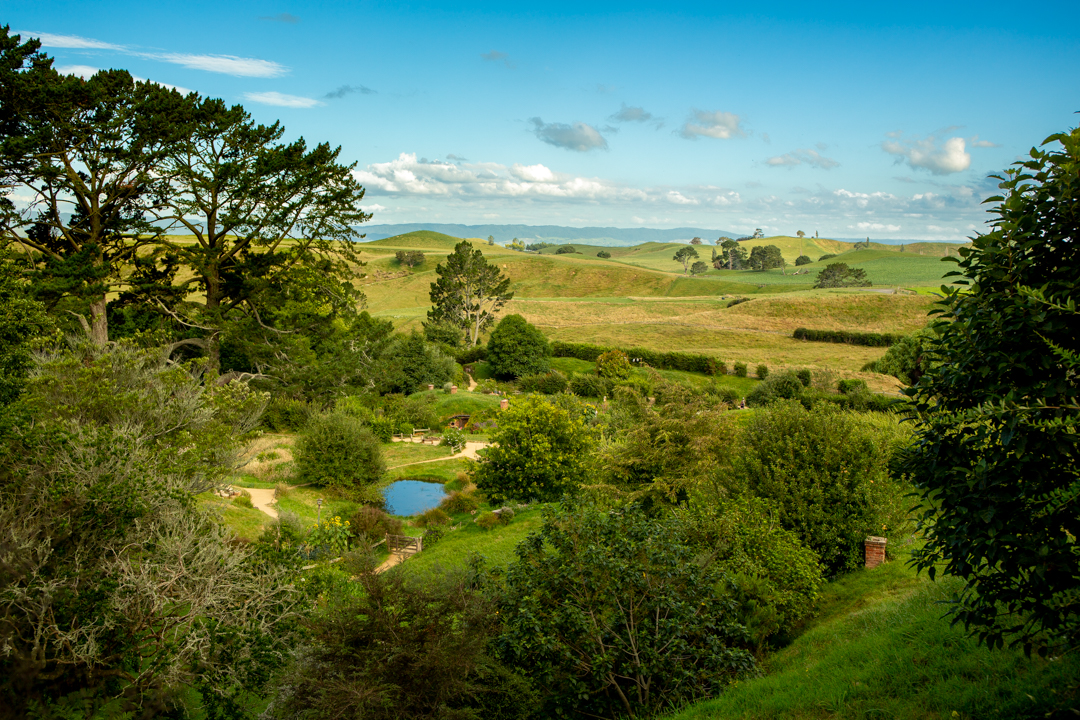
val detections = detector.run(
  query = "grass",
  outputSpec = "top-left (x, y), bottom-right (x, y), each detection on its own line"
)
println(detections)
top-left (275, 487), bottom-right (363, 527)
top-left (386, 458), bottom-right (471, 485)
top-left (409, 388), bottom-right (503, 417)
top-left (665, 549), bottom-right (1080, 720)
top-left (383, 441), bottom-right (454, 467)
top-left (403, 503), bottom-right (547, 573)
top-left (198, 492), bottom-right (272, 541)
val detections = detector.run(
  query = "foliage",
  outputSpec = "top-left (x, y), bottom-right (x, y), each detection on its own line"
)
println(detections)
top-left (744, 370), bottom-right (804, 407)
top-left (837, 378), bottom-right (869, 394)
top-left (551, 340), bottom-right (714, 374)
top-left (267, 564), bottom-right (539, 720)
top-left (441, 426), bottom-right (466, 452)
top-left (717, 239), bottom-right (748, 270)
top-left (861, 326), bottom-right (939, 384)
top-left (815, 262), bottom-right (871, 288)
top-left (597, 250), bottom-right (611, 258)
top-left (793, 326), bottom-right (901, 346)
top-left (795, 368), bottom-right (812, 387)
top-left (673, 245), bottom-right (700, 273)
top-left (596, 348), bottom-right (632, 380)
top-left (348, 506), bottom-right (403, 544)
top-left (707, 357), bottom-right (727, 376)
top-left (474, 394), bottom-right (597, 503)
top-left (566, 371), bottom-right (612, 398)
top-left (726, 401), bottom-right (912, 575)
top-left (497, 502), bottom-right (756, 719)
top-left (794, 254), bottom-right (812, 266)
top-left (475, 511), bottom-right (500, 530)
top-left (441, 489), bottom-right (480, 514)
top-left (703, 381), bottom-right (740, 405)
top-left (422, 317), bottom-right (464, 350)
top-left (678, 494), bottom-right (824, 650)
top-left (517, 369), bottom-right (568, 394)
top-left (395, 249), bottom-right (425, 267)
top-left (428, 241), bottom-right (514, 346)
top-left (486, 313), bottom-right (551, 379)
top-left (733, 361), bottom-right (748, 377)
top-left (294, 412), bottom-right (385, 495)
top-left (0, 268), bottom-right (54, 407)
top-left (555, 245), bottom-right (577, 254)
top-left (748, 245), bottom-right (784, 271)
top-left (818, 253), bottom-right (837, 262)
top-left (0, 341), bottom-right (295, 718)
top-left (900, 123), bottom-right (1080, 654)
top-left (755, 364), bottom-right (769, 380)
top-left (371, 331), bottom-right (456, 395)
top-left (306, 515), bottom-right (353, 555)
top-left (691, 260), bottom-right (709, 275)
top-left (262, 395), bottom-right (313, 431)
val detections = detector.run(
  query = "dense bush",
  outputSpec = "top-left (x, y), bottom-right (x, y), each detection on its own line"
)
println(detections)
top-left (733, 361), bottom-right (748, 377)
top-left (262, 395), bottom-right (313, 431)
top-left (861, 326), bottom-right (939, 384)
top-left (596, 250), bottom-right (611, 258)
top-left (349, 506), bottom-right (403, 544)
top-left (793, 327), bottom-right (901, 347)
top-left (796, 368), bottom-right (812, 387)
top-left (551, 341), bottom-right (713, 374)
top-left (555, 245), bottom-right (577, 254)
top-left (486, 314), bottom-right (551, 379)
top-left (704, 381), bottom-right (741, 405)
top-left (814, 262), bottom-right (872, 288)
top-left (294, 413), bottom-right (385, 495)
top-left (441, 490), bottom-right (480, 514)
top-left (517, 369), bottom-right (568, 394)
top-left (707, 357), bottom-right (727, 375)
top-left (475, 511), bottom-right (500, 530)
top-left (794, 254), bottom-right (812, 266)
top-left (474, 394), bottom-right (597, 503)
top-left (567, 371), bottom-right (612, 398)
top-left (818, 253), bottom-right (837, 262)
top-left (726, 296), bottom-right (751, 308)
top-left (838, 378), bottom-right (869, 394)
top-left (269, 566), bottom-right (538, 720)
top-left (756, 364), bottom-right (769, 380)
top-left (744, 371), bottom-right (804, 407)
top-left (372, 331), bottom-right (456, 394)
top-left (725, 401), bottom-right (912, 575)
top-left (441, 426), bottom-right (466, 452)
top-left (596, 349), bottom-right (632, 379)
top-left (498, 502), bottom-right (755, 719)
top-left (415, 507), bottom-right (451, 527)
top-left (455, 344), bottom-right (488, 364)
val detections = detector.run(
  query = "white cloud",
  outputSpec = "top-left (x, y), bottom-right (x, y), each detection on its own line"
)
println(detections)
top-left (766, 148), bottom-right (839, 170)
top-left (148, 53), bottom-right (287, 78)
top-left (679, 110), bottom-right (746, 140)
top-left (243, 91), bottom-right (322, 108)
top-left (529, 118), bottom-right (608, 152)
top-left (21, 31), bottom-right (122, 50)
top-left (882, 134), bottom-right (971, 175)
top-left (510, 163), bottom-right (556, 182)
top-left (852, 222), bottom-right (902, 232)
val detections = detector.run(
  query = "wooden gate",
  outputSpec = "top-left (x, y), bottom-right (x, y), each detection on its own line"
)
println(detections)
top-left (386, 534), bottom-right (423, 557)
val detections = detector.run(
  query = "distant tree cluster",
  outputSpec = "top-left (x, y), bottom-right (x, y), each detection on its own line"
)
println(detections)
top-left (555, 245), bottom-right (577, 254)
top-left (814, 262), bottom-right (871, 288)
top-left (748, 245), bottom-right (784, 272)
top-left (395, 249), bottom-right (425, 268)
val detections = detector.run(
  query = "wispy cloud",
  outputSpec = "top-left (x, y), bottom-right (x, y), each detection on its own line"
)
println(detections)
top-left (243, 91), bottom-right (322, 108)
top-left (259, 12), bottom-right (300, 23)
top-left (678, 110), bottom-right (746, 140)
top-left (20, 31), bottom-right (122, 50)
top-left (766, 148), bottom-right (839, 170)
top-left (882, 133), bottom-right (971, 175)
top-left (529, 118), bottom-right (608, 152)
top-left (324, 84), bottom-right (376, 99)
top-left (481, 50), bottom-right (514, 68)
top-left (19, 30), bottom-right (288, 78)
top-left (609, 103), bottom-right (663, 129)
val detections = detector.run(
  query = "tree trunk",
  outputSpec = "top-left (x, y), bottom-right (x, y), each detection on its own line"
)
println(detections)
top-left (89, 295), bottom-right (109, 346)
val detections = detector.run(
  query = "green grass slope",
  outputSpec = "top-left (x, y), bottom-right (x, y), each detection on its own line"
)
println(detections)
top-left (358, 230), bottom-right (481, 251)
top-left (666, 553), bottom-right (1079, 720)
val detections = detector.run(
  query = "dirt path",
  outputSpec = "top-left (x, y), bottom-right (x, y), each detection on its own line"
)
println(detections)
top-left (467, 373), bottom-right (477, 391)
top-left (385, 441), bottom-right (490, 471)
top-left (246, 488), bottom-right (279, 519)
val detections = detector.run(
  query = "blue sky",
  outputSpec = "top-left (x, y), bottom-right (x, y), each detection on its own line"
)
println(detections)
top-left (9, 1), bottom-right (1080, 240)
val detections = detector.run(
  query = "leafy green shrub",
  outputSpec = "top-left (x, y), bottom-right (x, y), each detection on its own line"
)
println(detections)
top-left (441, 490), bottom-right (479, 514)
top-left (680, 494), bottom-right (823, 650)
top-left (262, 396), bottom-right (313, 431)
top-left (474, 394), bottom-right (597, 504)
top-left (349, 506), bottom-right (403, 544)
top-left (455, 344), bottom-right (488, 364)
top-left (838, 378), bottom-right (869, 394)
top-left (442, 381), bottom-right (454, 394)
top-left (555, 245), bottom-right (576, 254)
top-left (756, 364), bottom-right (769, 380)
top-left (441, 426), bottom-right (466, 452)
top-left (861, 326), bottom-right (939, 385)
top-left (594, 349), bottom-right (631, 380)
top-left (294, 413), bottom-right (385, 495)
top-left (368, 416), bottom-right (394, 442)
top-left (818, 253), bottom-right (837, 262)
top-left (517, 370), bottom-right (568, 394)
top-left (707, 357), bottom-right (727, 375)
top-left (796, 368), bottom-right (812, 387)
top-left (727, 297), bottom-right (751, 308)
top-left (498, 502), bottom-right (755, 719)
top-left (475, 511), bottom-right (499, 530)
top-left (274, 482), bottom-right (290, 500)
top-left (733, 362), bottom-right (748, 377)
top-left (745, 371), bottom-right (804, 407)
top-left (421, 525), bottom-right (447, 547)
top-left (596, 250), bottom-right (611, 258)
top-left (704, 381), bottom-right (740, 405)
top-left (415, 507), bottom-right (450, 528)
top-left (233, 490), bottom-right (253, 509)
top-left (550, 341), bottom-right (713, 374)
top-left (487, 314), bottom-right (551, 379)
top-left (372, 330), bottom-right (456, 395)
top-left (615, 374), bottom-right (653, 398)
top-left (267, 566), bottom-right (538, 720)
top-left (794, 254), bottom-right (812, 266)
top-left (492, 506), bottom-right (514, 524)
top-left (726, 401), bottom-right (912, 575)
top-left (307, 515), bottom-right (354, 555)
top-left (475, 377), bottom-right (500, 394)
top-left (566, 372), bottom-right (611, 398)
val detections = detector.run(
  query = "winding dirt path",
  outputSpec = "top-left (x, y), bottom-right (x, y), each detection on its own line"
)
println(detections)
top-left (246, 488), bottom-right (279, 519)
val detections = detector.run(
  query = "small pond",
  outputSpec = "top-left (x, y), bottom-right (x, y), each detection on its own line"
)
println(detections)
top-left (383, 480), bottom-right (447, 516)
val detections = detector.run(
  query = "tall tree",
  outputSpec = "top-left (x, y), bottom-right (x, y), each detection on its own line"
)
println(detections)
top-left (428, 241), bottom-right (513, 346)
top-left (673, 245), bottom-right (699, 274)
top-left (0, 32), bottom-right (188, 344)
top-left (718, 238), bottom-right (746, 270)
top-left (148, 96), bottom-right (370, 373)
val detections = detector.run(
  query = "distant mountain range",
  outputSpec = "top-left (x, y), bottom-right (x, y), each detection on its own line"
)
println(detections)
top-left (355, 223), bottom-right (952, 246)
top-left (355, 223), bottom-right (741, 247)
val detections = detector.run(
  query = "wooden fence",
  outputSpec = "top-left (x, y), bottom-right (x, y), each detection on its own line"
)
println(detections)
top-left (386, 534), bottom-right (423, 557)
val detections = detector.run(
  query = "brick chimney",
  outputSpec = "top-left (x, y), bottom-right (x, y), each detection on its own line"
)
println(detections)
top-left (865, 536), bottom-right (887, 569)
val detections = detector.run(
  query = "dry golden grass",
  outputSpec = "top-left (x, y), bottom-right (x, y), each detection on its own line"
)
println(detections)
top-left (238, 433), bottom-right (296, 482)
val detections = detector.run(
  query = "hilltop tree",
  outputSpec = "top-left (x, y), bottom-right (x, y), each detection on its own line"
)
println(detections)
top-left (796, 230), bottom-right (806, 238)
top-left (0, 37), bottom-right (189, 345)
top-left (690, 236), bottom-right (703, 245)
top-left (752, 228), bottom-right (765, 239)
top-left (428, 241), bottom-right (513, 346)
top-left (901, 123), bottom-right (1080, 654)
top-left (748, 245), bottom-right (783, 272)
top-left (814, 262), bottom-right (870, 288)
top-left (487, 235), bottom-right (495, 245)
top-left (718, 239), bottom-right (747, 270)
top-left (673, 245), bottom-right (699, 274)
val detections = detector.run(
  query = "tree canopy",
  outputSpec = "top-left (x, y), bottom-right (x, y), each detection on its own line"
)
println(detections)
top-left (814, 262), bottom-right (870, 288)
top-left (673, 245), bottom-right (699, 273)
top-left (486, 313), bottom-right (551, 379)
top-left (428, 241), bottom-right (513, 346)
